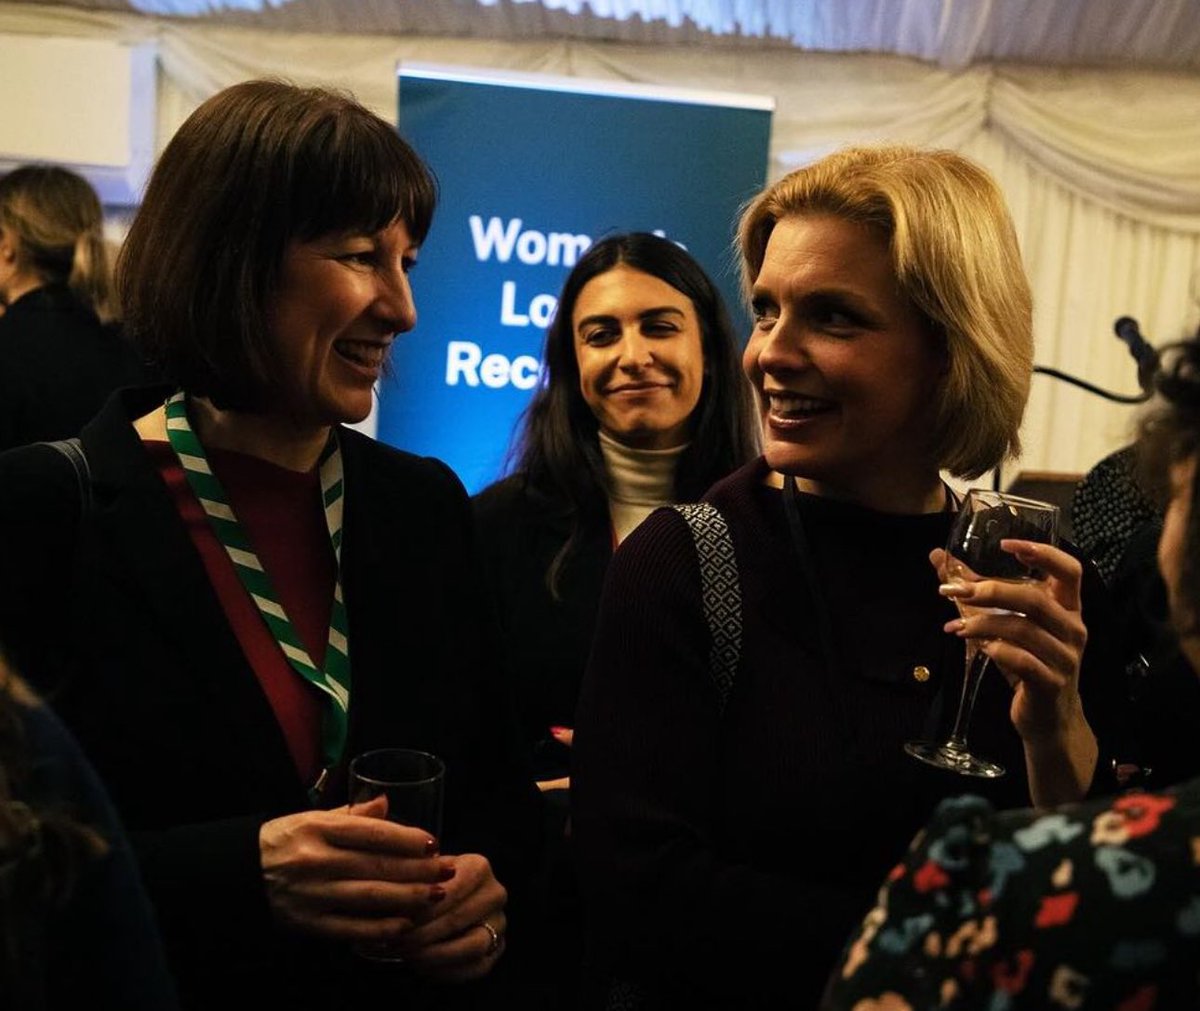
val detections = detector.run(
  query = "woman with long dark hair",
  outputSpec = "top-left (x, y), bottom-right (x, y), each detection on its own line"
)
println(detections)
top-left (473, 232), bottom-right (758, 1006)
top-left (475, 232), bottom-right (758, 790)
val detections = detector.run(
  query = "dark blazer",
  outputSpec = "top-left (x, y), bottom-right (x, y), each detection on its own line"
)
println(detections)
top-left (472, 474), bottom-right (612, 1009)
top-left (0, 386), bottom-right (541, 1010)
top-left (0, 283), bottom-right (147, 452)
top-left (472, 474), bottom-right (612, 780)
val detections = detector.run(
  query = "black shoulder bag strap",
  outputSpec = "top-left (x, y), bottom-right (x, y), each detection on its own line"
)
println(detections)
top-left (45, 437), bottom-right (92, 514)
top-left (671, 502), bottom-right (743, 714)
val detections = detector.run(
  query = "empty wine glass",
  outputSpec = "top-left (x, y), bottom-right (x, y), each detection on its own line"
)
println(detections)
top-left (904, 489), bottom-right (1059, 777)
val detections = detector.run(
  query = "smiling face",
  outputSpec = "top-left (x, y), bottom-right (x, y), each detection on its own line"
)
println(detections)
top-left (265, 218), bottom-right (418, 429)
top-left (743, 213), bottom-right (946, 510)
top-left (572, 264), bottom-right (705, 450)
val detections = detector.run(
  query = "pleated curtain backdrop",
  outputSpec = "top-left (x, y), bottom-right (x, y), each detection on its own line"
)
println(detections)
top-left (2, 0), bottom-right (1199, 480)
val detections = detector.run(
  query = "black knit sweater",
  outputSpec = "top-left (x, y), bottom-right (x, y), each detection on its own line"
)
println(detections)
top-left (572, 458), bottom-right (1124, 1009)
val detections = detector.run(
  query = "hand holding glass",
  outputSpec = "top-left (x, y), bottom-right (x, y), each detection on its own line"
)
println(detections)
top-left (905, 490), bottom-right (1060, 777)
top-left (348, 748), bottom-right (445, 960)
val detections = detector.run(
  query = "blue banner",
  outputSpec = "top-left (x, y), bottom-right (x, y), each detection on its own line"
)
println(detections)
top-left (378, 65), bottom-right (773, 493)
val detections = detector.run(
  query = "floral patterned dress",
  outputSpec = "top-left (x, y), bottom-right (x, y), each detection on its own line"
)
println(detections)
top-left (823, 780), bottom-right (1200, 1010)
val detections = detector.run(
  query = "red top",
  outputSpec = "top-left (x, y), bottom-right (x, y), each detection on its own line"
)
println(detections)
top-left (147, 440), bottom-right (335, 789)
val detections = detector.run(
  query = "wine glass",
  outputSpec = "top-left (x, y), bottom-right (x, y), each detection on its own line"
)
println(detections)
top-left (348, 748), bottom-right (445, 960)
top-left (904, 489), bottom-right (1059, 777)
top-left (349, 747), bottom-right (445, 836)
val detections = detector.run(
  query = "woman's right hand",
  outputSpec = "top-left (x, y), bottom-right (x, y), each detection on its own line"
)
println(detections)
top-left (259, 799), bottom-right (456, 945)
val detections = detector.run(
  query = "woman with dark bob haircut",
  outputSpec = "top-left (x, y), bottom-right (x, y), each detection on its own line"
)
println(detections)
top-left (824, 337), bottom-right (1200, 1009)
top-left (0, 80), bottom-right (539, 1010)
top-left (474, 232), bottom-right (758, 1004)
top-left (571, 146), bottom-right (1124, 1008)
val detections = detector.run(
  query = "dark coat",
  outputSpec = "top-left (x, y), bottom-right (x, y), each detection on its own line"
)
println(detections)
top-left (0, 386), bottom-right (541, 1010)
top-left (0, 283), bottom-right (147, 452)
top-left (472, 474), bottom-right (612, 1009)
top-left (473, 474), bottom-right (611, 780)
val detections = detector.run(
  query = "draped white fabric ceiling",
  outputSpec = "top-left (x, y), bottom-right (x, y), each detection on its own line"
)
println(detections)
top-left (3, 0), bottom-right (1200, 480)
top-left (10, 0), bottom-right (1200, 72)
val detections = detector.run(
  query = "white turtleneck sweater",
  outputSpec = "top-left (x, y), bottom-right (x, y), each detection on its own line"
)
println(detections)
top-left (598, 429), bottom-right (687, 545)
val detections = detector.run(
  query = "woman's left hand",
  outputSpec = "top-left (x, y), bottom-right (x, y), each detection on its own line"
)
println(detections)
top-left (391, 852), bottom-right (508, 981)
top-left (934, 539), bottom-right (1097, 804)
top-left (937, 539), bottom-right (1089, 739)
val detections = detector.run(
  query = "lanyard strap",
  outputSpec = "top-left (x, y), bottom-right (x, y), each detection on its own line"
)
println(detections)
top-left (164, 391), bottom-right (351, 777)
top-left (782, 476), bottom-right (840, 678)
top-left (781, 474), bottom-right (858, 752)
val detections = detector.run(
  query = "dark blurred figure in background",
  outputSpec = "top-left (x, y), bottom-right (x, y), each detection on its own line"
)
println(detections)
top-left (1072, 444), bottom-right (1158, 586)
top-left (0, 165), bottom-right (147, 452)
top-left (1105, 514), bottom-right (1200, 789)
top-left (1072, 376), bottom-right (1200, 791)
top-left (0, 656), bottom-right (179, 1010)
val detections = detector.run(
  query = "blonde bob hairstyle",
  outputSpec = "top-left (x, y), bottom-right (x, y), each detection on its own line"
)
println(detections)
top-left (737, 145), bottom-right (1032, 480)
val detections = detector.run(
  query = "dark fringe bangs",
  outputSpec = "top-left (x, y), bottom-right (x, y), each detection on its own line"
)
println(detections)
top-left (289, 110), bottom-right (437, 245)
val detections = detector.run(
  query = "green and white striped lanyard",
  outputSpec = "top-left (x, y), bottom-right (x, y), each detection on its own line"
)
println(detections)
top-left (164, 391), bottom-right (350, 798)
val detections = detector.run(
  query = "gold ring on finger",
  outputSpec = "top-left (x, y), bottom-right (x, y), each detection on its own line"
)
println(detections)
top-left (480, 921), bottom-right (501, 956)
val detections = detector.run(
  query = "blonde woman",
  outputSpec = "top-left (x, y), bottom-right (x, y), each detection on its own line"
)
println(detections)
top-left (0, 165), bottom-right (146, 450)
top-left (572, 146), bottom-right (1125, 1009)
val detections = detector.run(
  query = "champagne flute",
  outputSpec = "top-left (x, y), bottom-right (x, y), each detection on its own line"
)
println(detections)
top-left (904, 489), bottom-right (1059, 777)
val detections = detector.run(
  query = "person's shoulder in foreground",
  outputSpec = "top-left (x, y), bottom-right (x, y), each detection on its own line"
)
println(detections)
top-left (823, 779), bottom-right (1200, 1010)
top-left (7, 677), bottom-right (181, 1010)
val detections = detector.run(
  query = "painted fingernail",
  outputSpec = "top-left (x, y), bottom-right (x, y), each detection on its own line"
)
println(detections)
top-left (438, 863), bottom-right (457, 882)
top-left (428, 885), bottom-right (447, 903)
top-left (424, 836), bottom-right (439, 856)
top-left (550, 726), bottom-right (568, 737)
top-left (939, 582), bottom-right (972, 597)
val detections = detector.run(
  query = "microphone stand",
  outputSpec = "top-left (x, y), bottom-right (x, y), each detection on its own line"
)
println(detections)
top-left (992, 365), bottom-right (1152, 491)
top-left (1031, 366), bottom-right (1152, 406)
